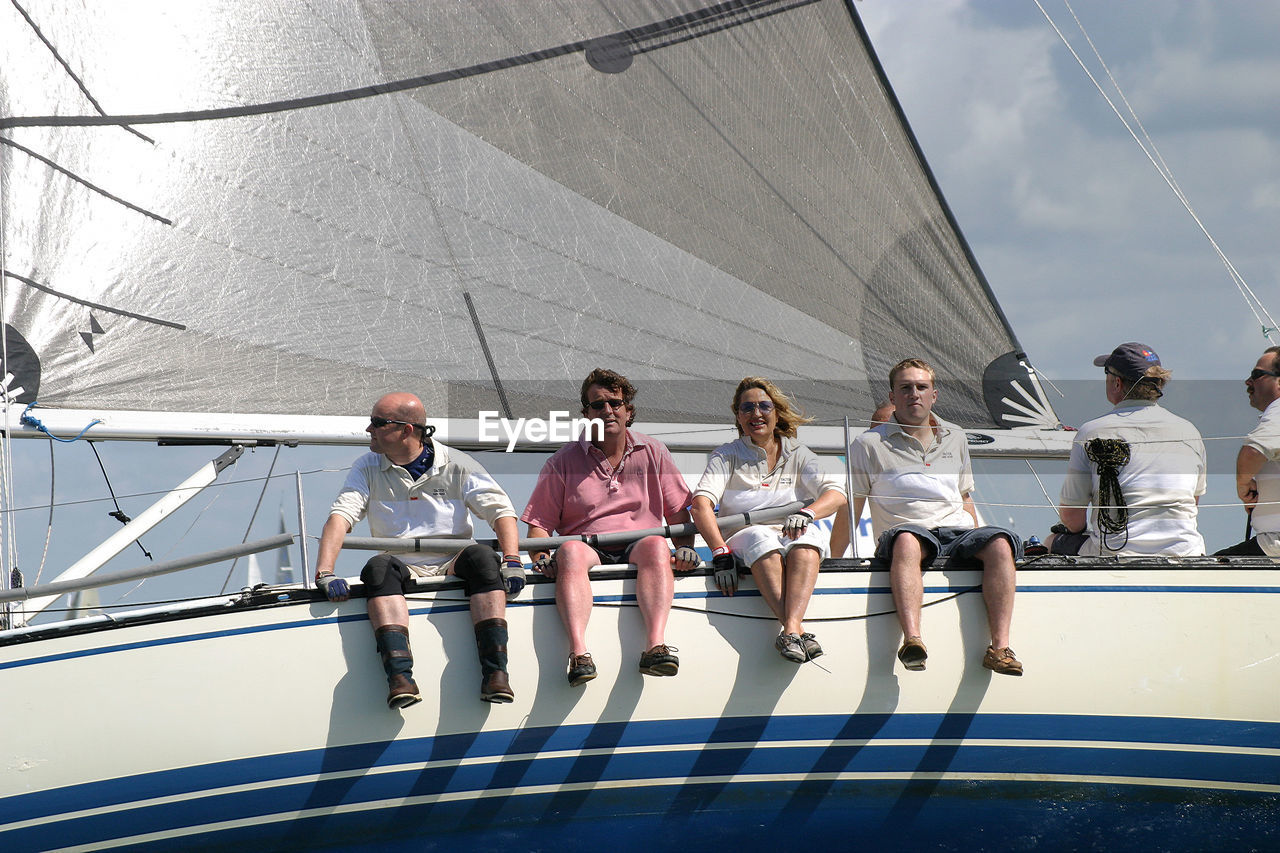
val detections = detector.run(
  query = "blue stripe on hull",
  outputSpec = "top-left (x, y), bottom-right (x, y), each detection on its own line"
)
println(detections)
top-left (4, 714), bottom-right (1279, 850)
top-left (30, 780), bottom-right (1280, 853)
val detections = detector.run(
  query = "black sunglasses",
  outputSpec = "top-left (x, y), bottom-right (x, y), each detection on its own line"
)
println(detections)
top-left (1249, 368), bottom-right (1280, 382)
top-left (586, 398), bottom-right (627, 411)
top-left (370, 416), bottom-right (417, 429)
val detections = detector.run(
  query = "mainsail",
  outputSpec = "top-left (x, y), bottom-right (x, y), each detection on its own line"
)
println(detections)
top-left (1, 0), bottom-right (1035, 427)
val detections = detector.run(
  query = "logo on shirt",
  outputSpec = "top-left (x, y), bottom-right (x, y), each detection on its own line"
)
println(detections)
top-left (777, 476), bottom-right (794, 486)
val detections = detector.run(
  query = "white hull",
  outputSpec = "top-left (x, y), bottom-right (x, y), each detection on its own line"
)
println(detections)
top-left (3, 561), bottom-right (1278, 851)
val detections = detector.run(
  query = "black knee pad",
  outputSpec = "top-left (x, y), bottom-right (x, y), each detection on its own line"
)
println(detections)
top-left (451, 544), bottom-right (502, 596)
top-left (360, 554), bottom-right (412, 597)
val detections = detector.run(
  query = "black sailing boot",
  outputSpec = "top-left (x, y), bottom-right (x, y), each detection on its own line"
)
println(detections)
top-left (374, 624), bottom-right (421, 710)
top-left (474, 617), bottom-right (515, 704)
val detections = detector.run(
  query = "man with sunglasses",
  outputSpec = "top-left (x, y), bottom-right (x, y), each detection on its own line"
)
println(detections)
top-left (1046, 343), bottom-right (1206, 557)
top-left (522, 368), bottom-right (696, 687)
top-left (314, 392), bottom-right (523, 709)
top-left (1216, 346), bottom-right (1280, 556)
top-left (847, 358), bottom-right (1023, 676)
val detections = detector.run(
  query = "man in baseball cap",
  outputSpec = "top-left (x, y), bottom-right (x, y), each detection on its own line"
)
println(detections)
top-left (1047, 343), bottom-right (1206, 557)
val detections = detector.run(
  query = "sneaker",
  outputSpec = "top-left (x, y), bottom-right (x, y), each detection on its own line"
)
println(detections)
top-left (897, 636), bottom-right (927, 671)
top-left (387, 673), bottom-right (422, 710)
top-left (480, 670), bottom-right (515, 703)
top-left (799, 632), bottom-right (823, 660)
top-left (775, 632), bottom-right (806, 663)
top-left (567, 653), bottom-right (597, 687)
top-left (983, 645), bottom-right (1023, 676)
top-left (638, 644), bottom-right (680, 676)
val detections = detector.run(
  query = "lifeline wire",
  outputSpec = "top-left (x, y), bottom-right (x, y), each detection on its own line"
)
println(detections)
top-left (219, 444), bottom-right (283, 595)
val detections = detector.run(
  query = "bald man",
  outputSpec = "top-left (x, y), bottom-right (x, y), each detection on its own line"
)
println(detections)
top-left (314, 392), bottom-right (523, 709)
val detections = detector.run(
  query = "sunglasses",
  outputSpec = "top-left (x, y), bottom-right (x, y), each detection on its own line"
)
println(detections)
top-left (369, 416), bottom-right (416, 429)
top-left (737, 400), bottom-right (775, 414)
top-left (1249, 368), bottom-right (1280, 382)
top-left (587, 398), bottom-right (627, 411)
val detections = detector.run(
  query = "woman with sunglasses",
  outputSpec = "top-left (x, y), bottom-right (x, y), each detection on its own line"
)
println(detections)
top-left (691, 377), bottom-right (847, 662)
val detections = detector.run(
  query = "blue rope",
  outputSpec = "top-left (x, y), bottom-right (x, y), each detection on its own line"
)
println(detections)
top-left (19, 402), bottom-right (102, 442)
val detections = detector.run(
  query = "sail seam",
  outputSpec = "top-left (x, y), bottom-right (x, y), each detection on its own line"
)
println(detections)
top-left (0, 1), bottom-right (820, 130)
top-left (2, 272), bottom-right (185, 330)
top-left (0, 138), bottom-right (172, 225)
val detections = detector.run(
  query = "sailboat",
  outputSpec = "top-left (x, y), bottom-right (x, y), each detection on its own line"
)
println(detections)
top-left (2, 1), bottom-right (1276, 849)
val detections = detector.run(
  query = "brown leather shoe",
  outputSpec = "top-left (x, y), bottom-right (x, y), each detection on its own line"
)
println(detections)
top-left (480, 669), bottom-right (515, 703)
top-left (983, 645), bottom-right (1023, 676)
top-left (567, 653), bottom-right (597, 687)
top-left (897, 636), bottom-right (927, 671)
top-left (638, 644), bottom-right (679, 676)
top-left (387, 673), bottom-right (422, 709)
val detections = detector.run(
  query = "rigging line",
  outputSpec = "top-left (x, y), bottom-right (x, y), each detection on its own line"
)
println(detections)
top-left (1018, 355), bottom-right (1065, 401)
top-left (417, 584), bottom-right (981, 622)
top-left (88, 441), bottom-right (152, 561)
top-left (34, 438), bottom-right (54, 586)
top-left (1035, 0), bottom-right (1278, 342)
top-left (219, 445), bottom-right (282, 596)
top-left (462, 292), bottom-right (513, 420)
top-left (0, 302), bottom-right (7, 596)
top-left (1023, 458), bottom-right (1059, 519)
top-left (0, 176), bottom-right (10, 609)
top-left (7, 0), bottom-right (153, 144)
top-left (0, 0), bottom-right (818, 130)
top-left (0, 138), bottom-right (172, 225)
top-left (1058, 0), bottom-right (1278, 340)
top-left (116, 456), bottom-right (236, 603)
top-left (2, 271), bottom-right (186, 329)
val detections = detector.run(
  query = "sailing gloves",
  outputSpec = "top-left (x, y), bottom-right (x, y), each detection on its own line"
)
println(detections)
top-left (531, 553), bottom-right (555, 578)
top-left (501, 556), bottom-right (526, 599)
top-left (317, 572), bottom-right (350, 602)
top-left (672, 546), bottom-right (700, 573)
top-left (782, 508), bottom-right (815, 538)
top-left (712, 550), bottom-right (738, 595)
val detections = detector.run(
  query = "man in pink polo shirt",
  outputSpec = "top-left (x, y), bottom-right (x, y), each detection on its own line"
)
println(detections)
top-left (522, 368), bottom-right (697, 686)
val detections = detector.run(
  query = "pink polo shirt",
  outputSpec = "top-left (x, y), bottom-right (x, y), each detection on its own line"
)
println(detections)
top-left (521, 430), bottom-right (692, 535)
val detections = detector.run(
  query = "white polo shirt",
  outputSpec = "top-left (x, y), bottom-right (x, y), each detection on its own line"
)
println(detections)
top-left (694, 435), bottom-right (845, 534)
top-left (848, 417), bottom-right (975, 535)
top-left (1059, 400), bottom-right (1206, 556)
top-left (330, 441), bottom-right (517, 569)
top-left (1245, 398), bottom-right (1280, 540)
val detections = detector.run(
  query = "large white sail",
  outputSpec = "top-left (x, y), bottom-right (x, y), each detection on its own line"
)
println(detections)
top-left (1, 0), bottom-right (1037, 428)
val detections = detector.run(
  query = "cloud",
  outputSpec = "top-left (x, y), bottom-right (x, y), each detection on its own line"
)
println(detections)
top-left (857, 0), bottom-right (1280, 380)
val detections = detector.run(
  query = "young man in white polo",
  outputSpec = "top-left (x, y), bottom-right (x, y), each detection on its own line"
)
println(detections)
top-left (845, 358), bottom-right (1022, 676)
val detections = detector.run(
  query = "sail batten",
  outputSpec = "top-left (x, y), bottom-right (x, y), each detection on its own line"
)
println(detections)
top-left (3, 0), bottom-right (1034, 427)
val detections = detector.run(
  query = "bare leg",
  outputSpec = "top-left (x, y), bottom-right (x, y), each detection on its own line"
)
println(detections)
top-left (977, 536), bottom-right (1016, 648)
top-left (889, 533), bottom-right (926, 639)
top-left (468, 589), bottom-right (506, 625)
top-left (368, 593), bottom-right (409, 631)
top-left (749, 551), bottom-right (785, 626)
top-left (553, 541), bottom-right (601, 656)
top-left (780, 545), bottom-right (820, 636)
top-left (632, 535), bottom-right (674, 649)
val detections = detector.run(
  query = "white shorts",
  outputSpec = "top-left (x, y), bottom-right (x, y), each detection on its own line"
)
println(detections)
top-left (1257, 532), bottom-right (1280, 557)
top-left (404, 553), bottom-right (455, 578)
top-left (725, 522), bottom-right (829, 568)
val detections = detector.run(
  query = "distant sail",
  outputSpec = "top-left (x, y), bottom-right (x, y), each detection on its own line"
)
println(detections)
top-left (1, 0), bottom-right (1041, 427)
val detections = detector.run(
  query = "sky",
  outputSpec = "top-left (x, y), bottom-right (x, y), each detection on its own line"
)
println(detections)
top-left (5, 0), bottom-right (1279, 623)
top-left (858, 0), bottom-right (1280, 382)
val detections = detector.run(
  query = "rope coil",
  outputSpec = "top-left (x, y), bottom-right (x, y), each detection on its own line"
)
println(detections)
top-left (1085, 437), bottom-right (1130, 550)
